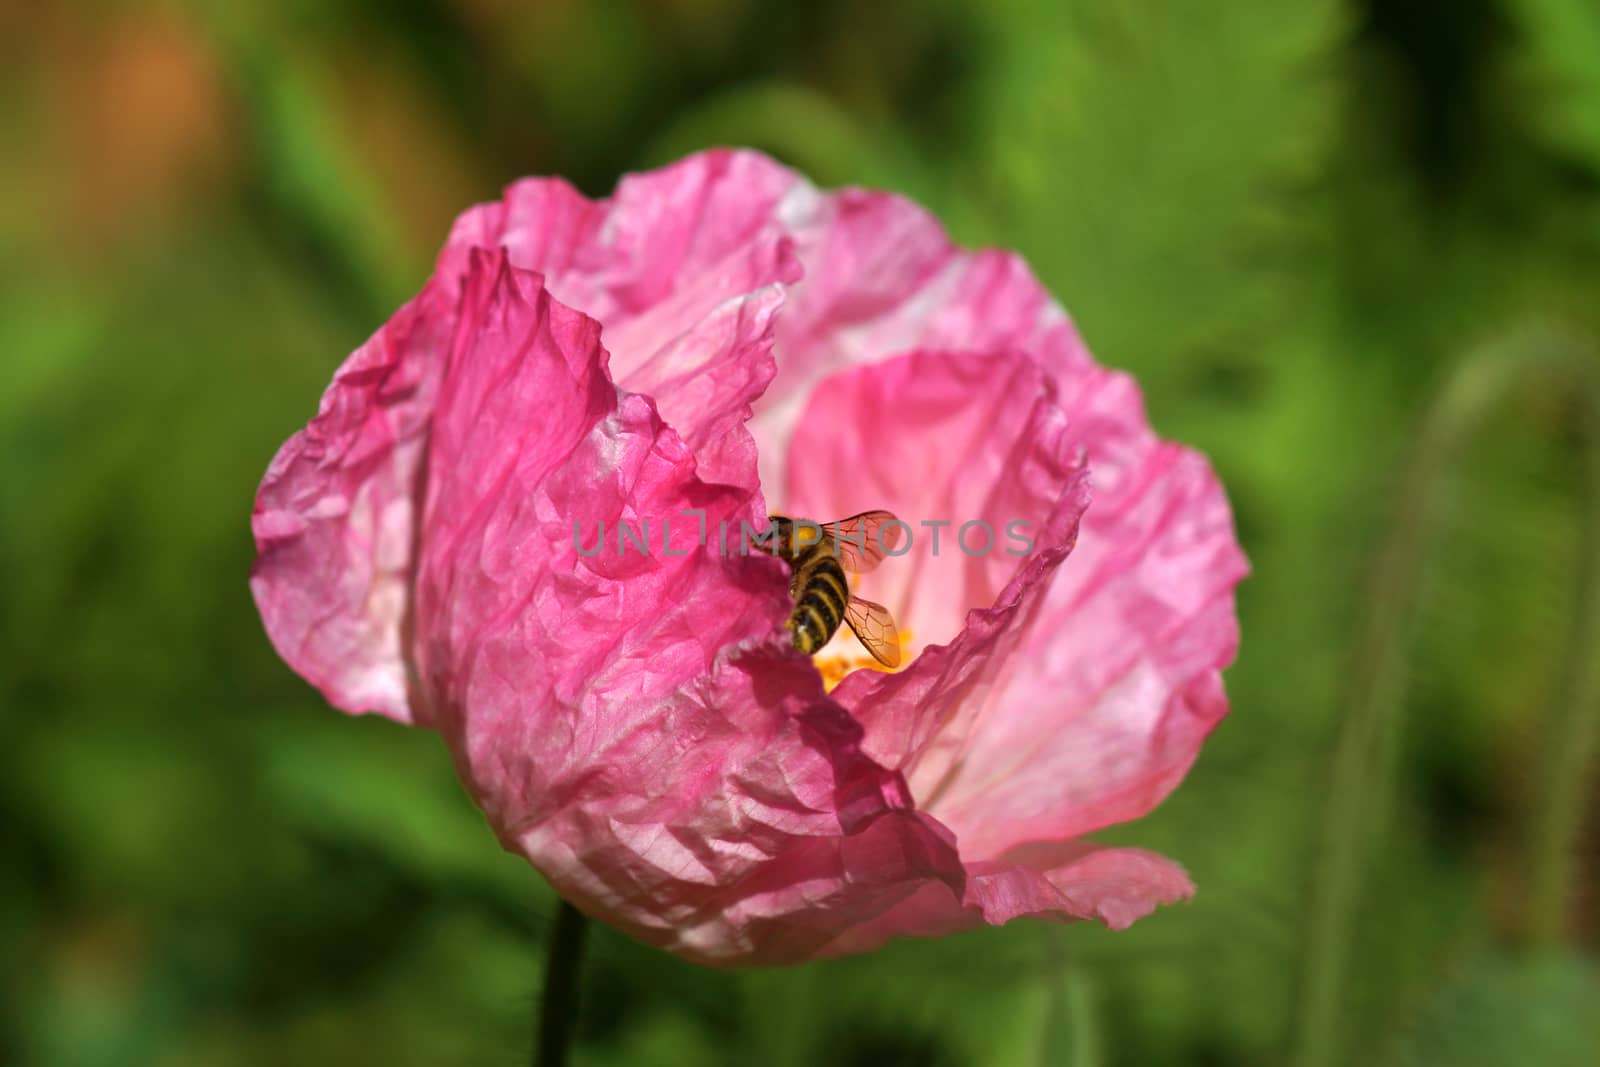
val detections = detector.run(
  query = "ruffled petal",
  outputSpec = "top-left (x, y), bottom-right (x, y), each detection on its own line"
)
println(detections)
top-left (516, 648), bottom-right (970, 964)
top-left (816, 840), bottom-right (1194, 958)
top-left (609, 237), bottom-right (800, 490)
top-left (753, 183), bottom-right (1095, 496)
top-left (436, 150), bottom-right (805, 493)
top-left (437, 149), bottom-right (801, 341)
top-left (782, 350), bottom-right (1091, 790)
top-left (752, 176), bottom-right (1248, 866)
top-left (410, 249), bottom-right (965, 963)
top-left (249, 283), bottom-right (452, 723)
top-left (927, 411), bottom-right (1247, 859)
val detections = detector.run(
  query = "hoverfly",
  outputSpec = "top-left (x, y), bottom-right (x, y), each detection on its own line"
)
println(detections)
top-left (758, 510), bottom-right (903, 669)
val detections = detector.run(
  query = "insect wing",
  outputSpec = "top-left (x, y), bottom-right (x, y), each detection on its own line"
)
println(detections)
top-left (820, 510), bottom-right (902, 573)
top-left (843, 596), bottom-right (902, 669)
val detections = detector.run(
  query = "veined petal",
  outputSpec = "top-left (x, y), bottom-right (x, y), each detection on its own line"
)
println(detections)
top-left (755, 177), bottom-right (1248, 869)
top-left (411, 249), bottom-right (965, 963)
top-left (437, 150), bottom-right (805, 494)
top-left (783, 350), bottom-right (1091, 791)
top-left (438, 149), bottom-right (801, 339)
top-left (926, 421), bottom-right (1247, 859)
top-left (752, 187), bottom-right (1093, 497)
top-left (250, 283), bottom-right (452, 723)
top-left (815, 840), bottom-right (1194, 958)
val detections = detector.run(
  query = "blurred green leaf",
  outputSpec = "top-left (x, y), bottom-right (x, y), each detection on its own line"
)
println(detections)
top-left (252, 711), bottom-right (543, 910)
top-left (643, 81), bottom-right (932, 199)
top-left (1507, 0), bottom-right (1600, 169)
top-left (1383, 952), bottom-right (1600, 1067)
top-left (968, 0), bottom-right (1344, 380)
top-left (196, 0), bottom-right (422, 322)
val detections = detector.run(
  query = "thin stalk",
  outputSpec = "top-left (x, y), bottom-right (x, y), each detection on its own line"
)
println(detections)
top-left (1526, 351), bottom-right (1600, 949)
top-left (1040, 932), bottom-right (1098, 1067)
top-left (535, 899), bottom-right (589, 1067)
top-left (1290, 330), bottom-right (1600, 1067)
top-left (1060, 970), bottom-right (1101, 1067)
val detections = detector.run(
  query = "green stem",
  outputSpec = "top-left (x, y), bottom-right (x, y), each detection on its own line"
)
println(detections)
top-left (1526, 349), bottom-right (1600, 949)
top-left (535, 899), bottom-right (589, 1067)
top-left (1040, 933), bottom-right (1098, 1067)
top-left (1290, 329), bottom-right (1600, 1067)
top-left (1060, 969), bottom-right (1101, 1067)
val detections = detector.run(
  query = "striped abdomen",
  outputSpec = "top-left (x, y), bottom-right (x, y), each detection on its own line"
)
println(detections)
top-left (787, 546), bottom-right (848, 654)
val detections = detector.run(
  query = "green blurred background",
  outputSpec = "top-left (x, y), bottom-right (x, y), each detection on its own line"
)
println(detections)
top-left (4, 1), bottom-right (1600, 1064)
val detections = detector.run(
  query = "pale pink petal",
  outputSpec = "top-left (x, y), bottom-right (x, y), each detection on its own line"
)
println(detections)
top-left (756, 178), bottom-right (1248, 867)
top-left (783, 350), bottom-right (1091, 785)
top-left (250, 283), bottom-right (452, 723)
top-left (927, 428), bottom-right (1247, 859)
top-left (752, 186), bottom-right (1095, 496)
top-left (816, 841), bottom-right (1194, 958)
top-left (965, 839), bottom-right (1195, 930)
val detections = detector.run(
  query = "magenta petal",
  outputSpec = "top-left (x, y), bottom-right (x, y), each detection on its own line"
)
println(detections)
top-left (611, 236), bottom-right (800, 491)
top-left (250, 284), bottom-right (452, 723)
top-left (513, 649), bottom-right (969, 964)
top-left (409, 249), bottom-right (965, 963)
top-left (438, 149), bottom-right (801, 338)
top-left (436, 150), bottom-right (805, 494)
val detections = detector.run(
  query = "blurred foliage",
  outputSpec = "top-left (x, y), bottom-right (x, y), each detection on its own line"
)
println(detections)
top-left (1382, 951), bottom-right (1600, 1066)
top-left (2, 0), bottom-right (1599, 1064)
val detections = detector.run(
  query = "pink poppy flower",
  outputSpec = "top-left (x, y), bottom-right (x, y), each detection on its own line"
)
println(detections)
top-left (251, 149), bottom-right (1247, 965)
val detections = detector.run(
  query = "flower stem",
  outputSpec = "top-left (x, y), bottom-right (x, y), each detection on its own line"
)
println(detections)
top-left (535, 899), bottom-right (589, 1067)
top-left (1289, 327), bottom-right (1600, 1067)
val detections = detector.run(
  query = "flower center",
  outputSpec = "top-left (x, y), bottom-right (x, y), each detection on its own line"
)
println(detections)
top-left (813, 627), bottom-right (915, 693)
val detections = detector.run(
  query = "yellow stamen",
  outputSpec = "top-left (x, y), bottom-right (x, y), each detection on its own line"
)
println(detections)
top-left (814, 628), bottom-right (916, 693)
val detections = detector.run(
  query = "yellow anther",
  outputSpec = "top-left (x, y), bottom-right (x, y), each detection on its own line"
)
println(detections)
top-left (813, 628), bottom-right (915, 693)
